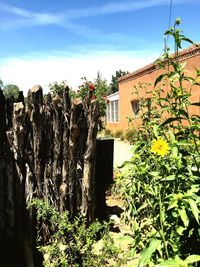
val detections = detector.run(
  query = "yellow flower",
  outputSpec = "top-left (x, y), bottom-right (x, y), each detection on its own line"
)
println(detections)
top-left (151, 137), bottom-right (170, 157)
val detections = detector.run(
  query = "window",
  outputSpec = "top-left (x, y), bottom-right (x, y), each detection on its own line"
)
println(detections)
top-left (107, 100), bottom-right (119, 122)
top-left (131, 100), bottom-right (139, 117)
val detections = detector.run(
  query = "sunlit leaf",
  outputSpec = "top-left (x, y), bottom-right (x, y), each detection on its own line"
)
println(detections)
top-left (178, 208), bottom-right (189, 228)
top-left (176, 226), bottom-right (186, 235)
top-left (137, 202), bottom-right (148, 213)
top-left (188, 199), bottom-right (199, 224)
top-left (185, 254), bottom-right (200, 264)
top-left (138, 239), bottom-right (161, 267)
top-left (160, 175), bottom-right (176, 181)
top-left (168, 200), bottom-right (178, 210)
top-left (154, 259), bottom-right (179, 267)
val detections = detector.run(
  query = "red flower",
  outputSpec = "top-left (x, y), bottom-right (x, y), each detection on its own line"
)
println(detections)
top-left (89, 84), bottom-right (95, 90)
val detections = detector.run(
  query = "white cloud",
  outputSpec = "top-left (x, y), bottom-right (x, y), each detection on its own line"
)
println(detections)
top-left (0, 0), bottom-right (197, 31)
top-left (0, 50), bottom-right (158, 95)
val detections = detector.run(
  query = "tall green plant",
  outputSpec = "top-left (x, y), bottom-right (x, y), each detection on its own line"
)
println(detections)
top-left (118, 19), bottom-right (200, 266)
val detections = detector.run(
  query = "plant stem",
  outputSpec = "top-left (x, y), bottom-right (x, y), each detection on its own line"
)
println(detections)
top-left (158, 185), bottom-right (169, 259)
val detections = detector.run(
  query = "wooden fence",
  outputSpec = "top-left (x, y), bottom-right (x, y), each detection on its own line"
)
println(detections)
top-left (0, 84), bottom-right (102, 243)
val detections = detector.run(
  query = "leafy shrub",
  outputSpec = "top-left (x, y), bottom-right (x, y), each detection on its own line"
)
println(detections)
top-left (113, 129), bottom-right (124, 139)
top-left (124, 128), bottom-right (138, 143)
top-left (104, 128), bottom-right (113, 137)
top-left (29, 198), bottom-right (124, 267)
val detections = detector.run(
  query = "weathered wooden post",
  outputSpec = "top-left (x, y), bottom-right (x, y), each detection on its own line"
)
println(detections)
top-left (81, 95), bottom-right (100, 222)
top-left (0, 89), bottom-right (6, 233)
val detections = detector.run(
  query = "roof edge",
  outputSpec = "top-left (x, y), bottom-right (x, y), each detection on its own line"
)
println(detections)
top-left (119, 44), bottom-right (200, 83)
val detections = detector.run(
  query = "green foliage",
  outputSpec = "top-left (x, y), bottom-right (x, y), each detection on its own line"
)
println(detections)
top-left (113, 129), bottom-right (124, 139)
top-left (29, 199), bottom-right (124, 267)
top-left (49, 81), bottom-right (76, 98)
top-left (77, 75), bottom-right (108, 117)
top-left (108, 70), bottom-right (129, 94)
top-left (155, 254), bottom-right (200, 267)
top-left (124, 128), bottom-right (140, 143)
top-left (49, 75), bottom-right (108, 121)
top-left (3, 83), bottom-right (20, 99)
top-left (104, 128), bottom-right (113, 137)
top-left (116, 20), bottom-right (200, 266)
top-left (0, 78), bottom-right (3, 88)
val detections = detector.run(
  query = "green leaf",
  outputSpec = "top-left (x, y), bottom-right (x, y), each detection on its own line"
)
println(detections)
top-left (183, 76), bottom-right (195, 83)
top-left (164, 30), bottom-right (173, 36)
top-left (191, 102), bottom-right (200, 106)
top-left (185, 254), bottom-right (200, 264)
top-left (168, 200), bottom-right (178, 210)
top-left (137, 239), bottom-right (161, 267)
top-left (154, 74), bottom-right (168, 87)
top-left (180, 36), bottom-right (194, 45)
top-left (154, 259), bottom-right (180, 267)
top-left (178, 208), bottom-right (189, 228)
top-left (196, 68), bottom-right (200, 76)
top-left (161, 117), bottom-right (183, 127)
top-left (137, 202), bottom-right (148, 213)
top-left (176, 109), bottom-right (189, 119)
top-left (176, 226), bottom-right (186, 235)
top-left (188, 199), bottom-right (199, 224)
top-left (178, 209), bottom-right (189, 227)
top-left (160, 175), bottom-right (176, 181)
top-left (149, 171), bottom-right (161, 177)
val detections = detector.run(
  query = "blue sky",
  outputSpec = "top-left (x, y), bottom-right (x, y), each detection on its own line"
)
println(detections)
top-left (0, 0), bottom-right (199, 94)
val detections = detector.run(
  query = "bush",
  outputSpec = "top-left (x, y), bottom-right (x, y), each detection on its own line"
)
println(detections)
top-left (104, 128), bottom-right (112, 137)
top-left (29, 199), bottom-right (125, 267)
top-left (124, 128), bottom-right (138, 143)
top-left (113, 129), bottom-right (124, 139)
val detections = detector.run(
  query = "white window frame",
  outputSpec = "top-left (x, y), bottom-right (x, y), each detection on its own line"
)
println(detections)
top-left (106, 92), bottom-right (119, 123)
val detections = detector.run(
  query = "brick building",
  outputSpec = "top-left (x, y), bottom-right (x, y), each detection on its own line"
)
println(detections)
top-left (106, 44), bottom-right (200, 132)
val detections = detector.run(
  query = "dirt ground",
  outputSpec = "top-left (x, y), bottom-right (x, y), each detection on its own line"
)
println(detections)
top-left (105, 193), bottom-right (139, 267)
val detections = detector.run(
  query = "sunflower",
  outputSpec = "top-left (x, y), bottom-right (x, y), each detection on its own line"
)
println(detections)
top-left (150, 137), bottom-right (170, 157)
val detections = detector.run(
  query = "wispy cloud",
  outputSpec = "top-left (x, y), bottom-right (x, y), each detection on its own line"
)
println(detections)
top-left (0, 3), bottom-right (64, 30)
top-left (0, 0), bottom-right (197, 31)
top-left (61, 0), bottom-right (197, 19)
top-left (0, 3), bottom-right (31, 17)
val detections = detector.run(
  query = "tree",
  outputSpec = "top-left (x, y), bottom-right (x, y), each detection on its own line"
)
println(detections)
top-left (3, 84), bottom-right (20, 99)
top-left (108, 70), bottom-right (129, 94)
top-left (94, 71), bottom-right (108, 97)
top-left (0, 79), bottom-right (3, 88)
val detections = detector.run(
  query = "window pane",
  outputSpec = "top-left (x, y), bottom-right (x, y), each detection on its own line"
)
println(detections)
top-left (115, 100), bottom-right (119, 122)
top-left (107, 100), bottom-right (119, 122)
top-left (131, 100), bottom-right (139, 117)
top-left (111, 101), bottom-right (115, 121)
